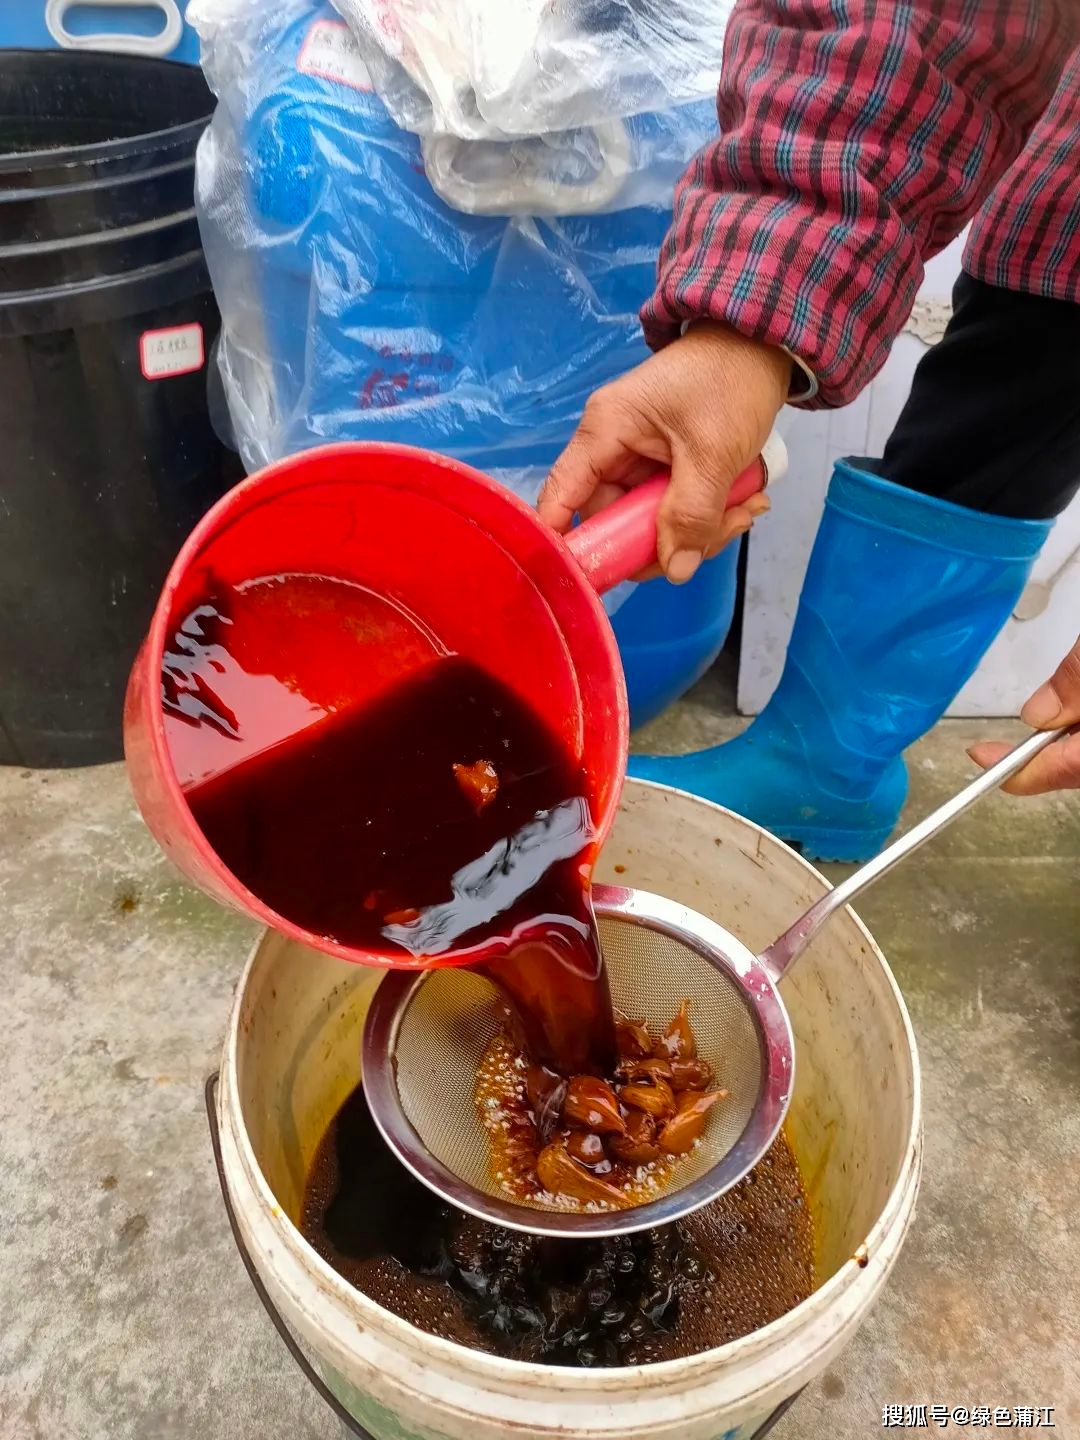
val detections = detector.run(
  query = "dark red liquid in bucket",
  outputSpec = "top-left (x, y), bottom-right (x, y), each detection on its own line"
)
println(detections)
top-left (163, 572), bottom-right (615, 1074)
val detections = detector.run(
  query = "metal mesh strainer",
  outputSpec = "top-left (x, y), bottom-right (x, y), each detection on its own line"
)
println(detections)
top-left (362, 886), bottom-right (794, 1238)
top-left (363, 724), bottom-right (1070, 1238)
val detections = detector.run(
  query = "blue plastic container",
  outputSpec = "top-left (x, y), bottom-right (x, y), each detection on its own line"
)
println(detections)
top-left (206, 0), bottom-right (736, 726)
top-left (238, 18), bottom-right (687, 472)
top-left (610, 548), bottom-right (740, 728)
top-left (0, 1), bottom-right (199, 64)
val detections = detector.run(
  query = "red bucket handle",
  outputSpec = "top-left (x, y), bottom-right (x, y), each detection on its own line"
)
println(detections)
top-left (564, 436), bottom-right (786, 594)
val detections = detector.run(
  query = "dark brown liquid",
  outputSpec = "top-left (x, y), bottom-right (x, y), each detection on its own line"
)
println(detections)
top-left (164, 576), bottom-right (614, 1075)
top-left (301, 1085), bottom-right (816, 1367)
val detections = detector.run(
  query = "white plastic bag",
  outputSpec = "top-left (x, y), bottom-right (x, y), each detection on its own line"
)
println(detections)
top-left (332, 0), bottom-right (735, 141)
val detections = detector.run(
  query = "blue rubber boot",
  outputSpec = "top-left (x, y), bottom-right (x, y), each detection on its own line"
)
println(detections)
top-left (629, 461), bottom-right (1053, 861)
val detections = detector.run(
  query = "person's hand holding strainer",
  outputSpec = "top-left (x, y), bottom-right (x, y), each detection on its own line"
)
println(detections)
top-left (970, 635), bottom-right (1080, 794)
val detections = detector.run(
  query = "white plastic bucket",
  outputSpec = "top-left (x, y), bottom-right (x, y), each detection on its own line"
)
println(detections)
top-left (216, 779), bottom-right (922, 1440)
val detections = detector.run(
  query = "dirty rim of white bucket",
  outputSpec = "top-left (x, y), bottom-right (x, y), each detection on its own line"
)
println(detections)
top-left (218, 782), bottom-right (922, 1432)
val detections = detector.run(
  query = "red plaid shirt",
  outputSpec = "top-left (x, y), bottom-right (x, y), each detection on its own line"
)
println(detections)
top-left (643, 0), bottom-right (1080, 408)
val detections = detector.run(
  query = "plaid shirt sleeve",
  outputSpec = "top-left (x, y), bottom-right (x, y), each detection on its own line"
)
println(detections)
top-left (642, 0), bottom-right (1079, 408)
top-left (965, 47), bottom-right (1080, 303)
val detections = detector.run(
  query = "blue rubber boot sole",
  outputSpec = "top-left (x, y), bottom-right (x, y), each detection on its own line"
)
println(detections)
top-left (631, 462), bottom-right (1053, 862)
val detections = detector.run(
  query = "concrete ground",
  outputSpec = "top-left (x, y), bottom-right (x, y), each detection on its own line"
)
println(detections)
top-left (2, 677), bottom-right (1078, 1438)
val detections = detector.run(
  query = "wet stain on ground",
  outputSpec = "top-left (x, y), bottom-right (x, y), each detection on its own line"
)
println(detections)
top-left (117, 1214), bottom-right (148, 1247)
top-left (112, 886), bottom-right (140, 916)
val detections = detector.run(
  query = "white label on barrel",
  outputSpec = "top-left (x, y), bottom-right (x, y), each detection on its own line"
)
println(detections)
top-left (139, 324), bottom-right (205, 381)
top-left (298, 19), bottom-right (372, 91)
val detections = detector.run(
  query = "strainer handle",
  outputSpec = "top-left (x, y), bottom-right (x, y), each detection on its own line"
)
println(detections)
top-left (759, 723), bottom-right (1074, 981)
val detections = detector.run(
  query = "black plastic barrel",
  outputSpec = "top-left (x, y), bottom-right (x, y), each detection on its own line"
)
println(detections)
top-left (0, 50), bottom-right (243, 767)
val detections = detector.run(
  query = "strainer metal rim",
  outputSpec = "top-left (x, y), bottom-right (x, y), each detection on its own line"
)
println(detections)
top-left (362, 884), bottom-right (796, 1238)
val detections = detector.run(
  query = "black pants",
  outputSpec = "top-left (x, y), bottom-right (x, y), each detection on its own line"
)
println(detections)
top-left (865, 273), bottom-right (1080, 521)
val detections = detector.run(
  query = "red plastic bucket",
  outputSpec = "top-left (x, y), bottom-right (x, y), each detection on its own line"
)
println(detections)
top-left (124, 441), bottom-right (766, 968)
